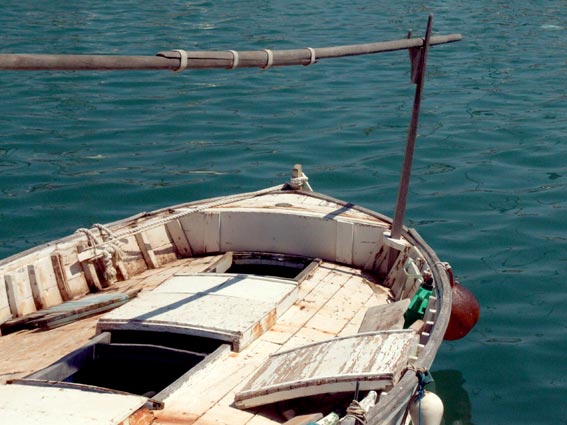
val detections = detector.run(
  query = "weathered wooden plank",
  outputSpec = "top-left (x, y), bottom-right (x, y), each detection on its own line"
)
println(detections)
top-left (409, 319), bottom-right (425, 333)
top-left (352, 223), bottom-right (386, 270)
top-left (135, 232), bottom-right (160, 269)
top-left (382, 245), bottom-right (411, 296)
top-left (307, 276), bottom-right (376, 335)
top-left (280, 271), bottom-right (353, 340)
top-left (281, 326), bottom-right (337, 349)
top-left (337, 289), bottom-right (390, 337)
top-left (264, 266), bottom-right (360, 349)
top-left (219, 211), bottom-right (337, 260)
top-left (156, 340), bottom-right (279, 424)
top-left (142, 225), bottom-right (178, 265)
top-left (115, 260), bottom-right (129, 281)
top-left (98, 274), bottom-right (298, 352)
top-left (51, 254), bottom-right (73, 301)
top-left (262, 303), bottom-right (317, 346)
top-left (177, 254), bottom-right (225, 273)
top-left (0, 274), bottom-right (12, 325)
top-left (295, 262), bottom-right (335, 298)
top-left (203, 251), bottom-right (233, 273)
top-left (76, 246), bottom-right (104, 292)
top-left (0, 384), bottom-right (150, 425)
top-left (0, 292), bottom-right (135, 334)
top-left (119, 235), bottom-right (148, 276)
top-left (364, 245), bottom-right (389, 276)
top-left (235, 330), bottom-right (418, 409)
top-left (335, 220), bottom-right (353, 264)
top-left (77, 246), bottom-right (103, 263)
top-left (57, 245), bottom-right (90, 296)
top-left (358, 299), bottom-right (411, 333)
top-left (204, 212), bottom-right (221, 253)
top-left (194, 391), bottom-right (258, 425)
top-left (178, 213), bottom-right (206, 255)
top-left (165, 219), bottom-right (193, 257)
top-left (123, 260), bottom-right (193, 292)
top-left (76, 242), bottom-right (104, 291)
top-left (144, 225), bottom-right (175, 249)
top-left (32, 257), bottom-right (63, 308)
top-left (261, 265), bottom-right (337, 346)
top-left (5, 269), bottom-right (36, 317)
top-left (303, 268), bottom-right (350, 303)
top-left (26, 265), bottom-right (46, 310)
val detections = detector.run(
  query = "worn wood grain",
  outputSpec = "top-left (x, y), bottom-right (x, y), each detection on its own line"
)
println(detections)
top-left (50, 254), bottom-right (73, 301)
top-left (135, 232), bottom-right (160, 269)
top-left (235, 331), bottom-right (418, 409)
top-left (358, 299), bottom-right (411, 333)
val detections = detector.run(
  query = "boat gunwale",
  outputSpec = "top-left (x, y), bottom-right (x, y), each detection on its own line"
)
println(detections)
top-left (0, 186), bottom-right (452, 425)
top-left (367, 227), bottom-right (451, 423)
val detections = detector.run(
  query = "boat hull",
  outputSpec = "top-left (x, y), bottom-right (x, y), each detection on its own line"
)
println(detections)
top-left (0, 187), bottom-right (451, 425)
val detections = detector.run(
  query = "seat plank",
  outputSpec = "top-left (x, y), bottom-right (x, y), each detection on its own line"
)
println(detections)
top-left (357, 299), bottom-right (411, 333)
top-left (235, 330), bottom-right (418, 409)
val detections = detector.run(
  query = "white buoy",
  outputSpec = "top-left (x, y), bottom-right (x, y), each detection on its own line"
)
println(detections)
top-left (409, 391), bottom-right (444, 425)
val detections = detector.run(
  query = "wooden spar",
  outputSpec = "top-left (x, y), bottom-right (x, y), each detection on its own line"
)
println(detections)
top-left (0, 33), bottom-right (460, 71)
top-left (388, 16), bottom-right (433, 267)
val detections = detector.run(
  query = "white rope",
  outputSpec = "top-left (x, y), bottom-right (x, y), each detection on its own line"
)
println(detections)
top-left (289, 175), bottom-right (312, 191)
top-left (340, 400), bottom-right (367, 425)
top-left (305, 47), bottom-right (317, 65)
top-left (262, 49), bottom-right (274, 69)
top-left (93, 223), bottom-right (117, 240)
top-left (93, 223), bottom-right (124, 259)
top-left (77, 225), bottom-right (123, 284)
top-left (172, 49), bottom-right (188, 72)
top-left (228, 50), bottom-right (239, 69)
top-left (74, 183), bottom-right (304, 283)
top-left (75, 228), bottom-right (100, 246)
top-left (101, 246), bottom-right (118, 283)
top-left (290, 175), bottom-right (308, 189)
top-left (79, 184), bottom-right (284, 251)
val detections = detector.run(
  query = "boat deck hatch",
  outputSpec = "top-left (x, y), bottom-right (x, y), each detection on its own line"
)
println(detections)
top-left (22, 331), bottom-right (226, 399)
top-left (204, 251), bottom-right (321, 282)
top-left (97, 272), bottom-right (300, 352)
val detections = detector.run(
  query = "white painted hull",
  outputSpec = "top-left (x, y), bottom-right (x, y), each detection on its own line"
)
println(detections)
top-left (0, 185), bottom-right (451, 425)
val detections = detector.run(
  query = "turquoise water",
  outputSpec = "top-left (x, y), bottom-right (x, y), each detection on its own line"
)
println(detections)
top-left (1, 1), bottom-right (566, 423)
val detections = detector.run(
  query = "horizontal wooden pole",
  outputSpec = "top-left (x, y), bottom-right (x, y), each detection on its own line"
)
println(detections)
top-left (0, 34), bottom-right (461, 71)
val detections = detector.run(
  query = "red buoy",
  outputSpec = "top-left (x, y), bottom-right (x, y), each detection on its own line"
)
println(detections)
top-left (443, 267), bottom-right (480, 341)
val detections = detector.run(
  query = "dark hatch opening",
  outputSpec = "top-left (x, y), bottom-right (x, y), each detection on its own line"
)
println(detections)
top-left (204, 251), bottom-right (321, 282)
top-left (23, 331), bottom-right (225, 399)
top-left (65, 343), bottom-right (203, 397)
top-left (227, 263), bottom-right (299, 279)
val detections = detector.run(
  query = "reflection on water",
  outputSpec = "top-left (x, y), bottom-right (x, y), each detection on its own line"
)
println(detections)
top-left (432, 370), bottom-right (472, 425)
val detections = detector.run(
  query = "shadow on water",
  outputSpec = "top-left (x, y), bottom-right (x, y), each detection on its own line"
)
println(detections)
top-left (431, 369), bottom-right (473, 425)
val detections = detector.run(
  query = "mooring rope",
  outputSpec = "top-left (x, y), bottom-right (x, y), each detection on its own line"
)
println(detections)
top-left (76, 184), bottom-right (285, 252)
top-left (342, 399), bottom-right (367, 425)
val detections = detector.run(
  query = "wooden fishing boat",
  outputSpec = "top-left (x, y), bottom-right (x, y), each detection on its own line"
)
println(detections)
top-left (0, 18), bottom-right (478, 425)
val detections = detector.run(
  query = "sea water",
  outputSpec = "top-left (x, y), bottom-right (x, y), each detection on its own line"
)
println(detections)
top-left (1, 1), bottom-right (566, 423)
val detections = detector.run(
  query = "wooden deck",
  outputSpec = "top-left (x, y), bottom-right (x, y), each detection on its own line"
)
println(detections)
top-left (0, 254), bottom-right (394, 424)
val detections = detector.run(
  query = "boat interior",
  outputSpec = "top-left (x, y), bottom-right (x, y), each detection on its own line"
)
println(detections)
top-left (0, 184), bottom-right (441, 424)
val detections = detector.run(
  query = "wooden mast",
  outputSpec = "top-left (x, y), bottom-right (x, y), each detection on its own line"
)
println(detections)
top-left (388, 15), bottom-right (433, 268)
top-left (0, 33), bottom-right (459, 71)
